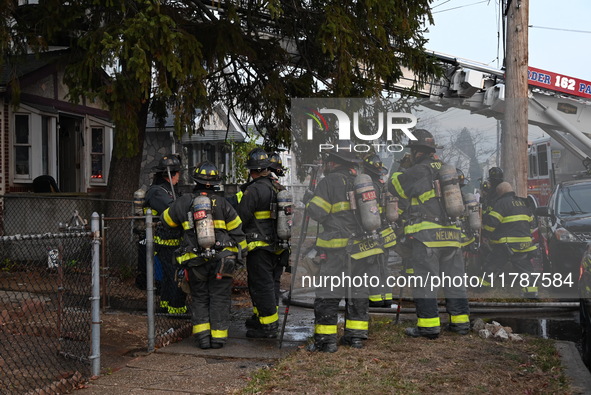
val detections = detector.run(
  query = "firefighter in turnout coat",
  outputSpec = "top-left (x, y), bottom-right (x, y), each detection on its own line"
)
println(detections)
top-left (389, 130), bottom-right (470, 339)
top-left (239, 148), bottom-right (288, 339)
top-left (161, 161), bottom-right (247, 349)
top-left (480, 181), bottom-right (538, 297)
top-left (144, 154), bottom-right (187, 315)
top-left (306, 143), bottom-right (382, 352)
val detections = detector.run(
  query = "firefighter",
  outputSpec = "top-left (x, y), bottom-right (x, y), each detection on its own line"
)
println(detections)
top-left (239, 148), bottom-right (288, 338)
top-left (389, 129), bottom-right (470, 339)
top-left (482, 167), bottom-right (504, 215)
top-left (306, 142), bottom-right (382, 352)
top-left (363, 153), bottom-right (396, 308)
top-left (480, 182), bottom-right (538, 298)
top-left (268, 151), bottom-right (286, 178)
top-left (161, 161), bottom-right (247, 349)
top-left (144, 154), bottom-right (187, 316)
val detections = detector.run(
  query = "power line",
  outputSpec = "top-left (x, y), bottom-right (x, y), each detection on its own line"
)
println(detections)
top-left (528, 25), bottom-right (591, 34)
top-left (432, 0), bottom-right (489, 14)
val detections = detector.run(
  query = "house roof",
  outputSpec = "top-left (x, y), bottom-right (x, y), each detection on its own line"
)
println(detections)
top-left (1, 50), bottom-right (69, 86)
top-left (147, 105), bottom-right (247, 143)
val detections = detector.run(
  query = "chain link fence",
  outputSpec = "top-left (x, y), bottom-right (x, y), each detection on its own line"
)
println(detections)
top-left (0, 194), bottom-right (249, 394)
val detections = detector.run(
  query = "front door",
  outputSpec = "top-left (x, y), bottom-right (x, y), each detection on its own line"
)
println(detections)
top-left (58, 115), bottom-right (82, 192)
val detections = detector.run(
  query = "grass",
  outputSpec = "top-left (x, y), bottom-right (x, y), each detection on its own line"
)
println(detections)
top-left (238, 317), bottom-right (569, 394)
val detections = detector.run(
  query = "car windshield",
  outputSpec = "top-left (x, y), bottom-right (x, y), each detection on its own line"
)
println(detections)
top-left (557, 183), bottom-right (591, 215)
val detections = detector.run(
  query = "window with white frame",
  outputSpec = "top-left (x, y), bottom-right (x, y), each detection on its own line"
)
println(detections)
top-left (14, 114), bottom-right (31, 177)
top-left (90, 127), bottom-right (105, 182)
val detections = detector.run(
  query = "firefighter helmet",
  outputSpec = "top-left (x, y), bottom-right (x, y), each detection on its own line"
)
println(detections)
top-left (193, 161), bottom-right (222, 185)
top-left (246, 148), bottom-right (271, 170)
top-left (406, 129), bottom-right (437, 152)
top-left (268, 151), bottom-right (286, 176)
top-left (488, 167), bottom-right (504, 183)
top-left (456, 168), bottom-right (467, 187)
top-left (152, 154), bottom-right (181, 173)
top-left (363, 153), bottom-right (387, 176)
top-left (325, 140), bottom-right (362, 164)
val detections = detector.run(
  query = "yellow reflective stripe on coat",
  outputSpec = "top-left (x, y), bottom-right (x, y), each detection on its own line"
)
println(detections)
top-left (154, 236), bottom-right (180, 246)
top-left (214, 220), bottom-right (226, 229)
top-left (309, 196), bottom-right (331, 213)
top-left (248, 240), bottom-right (270, 251)
top-left (450, 314), bottom-right (470, 324)
top-left (177, 252), bottom-right (199, 265)
top-left (316, 238), bottom-right (349, 248)
top-left (488, 210), bottom-right (503, 222)
top-left (423, 240), bottom-right (461, 248)
top-left (192, 323), bottom-right (211, 334)
top-left (144, 207), bottom-right (158, 215)
top-left (490, 236), bottom-right (532, 244)
top-left (331, 201), bottom-right (351, 213)
top-left (404, 221), bottom-right (461, 234)
top-left (410, 189), bottom-right (436, 205)
top-left (345, 319), bottom-right (369, 331)
top-left (417, 317), bottom-right (440, 328)
top-left (501, 214), bottom-right (532, 223)
top-left (254, 211), bottom-right (271, 219)
top-left (315, 324), bottom-right (338, 335)
top-left (236, 190), bottom-right (243, 203)
top-left (162, 208), bottom-right (177, 228)
top-left (390, 172), bottom-right (407, 199)
top-left (211, 329), bottom-right (228, 339)
top-left (226, 216), bottom-right (242, 231)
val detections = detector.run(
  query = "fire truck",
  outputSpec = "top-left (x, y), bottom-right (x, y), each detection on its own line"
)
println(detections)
top-left (423, 54), bottom-right (591, 206)
top-left (527, 133), bottom-right (591, 207)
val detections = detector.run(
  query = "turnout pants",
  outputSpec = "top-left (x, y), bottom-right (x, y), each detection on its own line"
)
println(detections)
top-left (482, 245), bottom-right (536, 294)
top-left (156, 244), bottom-right (187, 314)
top-left (188, 259), bottom-right (233, 344)
top-left (411, 240), bottom-right (470, 336)
top-left (246, 248), bottom-right (283, 327)
top-left (366, 253), bottom-right (392, 306)
top-left (313, 248), bottom-right (369, 345)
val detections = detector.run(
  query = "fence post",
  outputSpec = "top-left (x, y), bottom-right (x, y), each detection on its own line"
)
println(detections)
top-left (90, 212), bottom-right (101, 377)
top-left (146, 211), bottom-right (155, 352)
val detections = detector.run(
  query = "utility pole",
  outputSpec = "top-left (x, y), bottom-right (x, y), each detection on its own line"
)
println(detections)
top-left (502, 0), bottom-right (529, 197)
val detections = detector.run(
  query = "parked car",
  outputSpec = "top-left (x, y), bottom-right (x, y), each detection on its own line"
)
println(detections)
top-left (535, 178), bottom-right (591, 291)
top-left (578, 243), bottom-right (591, 368)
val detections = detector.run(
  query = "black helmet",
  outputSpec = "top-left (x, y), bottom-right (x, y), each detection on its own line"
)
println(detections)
top-left (488, 167), bottom-right (504, 182)
top-left (246, 148), bottom-right (271, 170)
top-left (406, 129), bottom-right (437, 152)
top-left (153, 154), bottom-right (181, 173)
top-left (363, 153), bottom-right (387, 176)
top-left (325, 140), bottom-right (362, 164)
top-left (193, 161), bottom-right (222, 185)
top-left (456, 168), bottom-right (466, 188)
top-left (268, 152), bottom-right (286, 176)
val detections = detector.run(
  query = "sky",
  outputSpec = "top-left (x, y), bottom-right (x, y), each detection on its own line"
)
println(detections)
top-left (424, 0), bottom-right (591, 82)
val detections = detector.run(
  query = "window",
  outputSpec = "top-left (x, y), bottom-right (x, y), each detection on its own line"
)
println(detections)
top-left (91, 127), bottom-right (105, 181)
top-left (538, 144), bottom-right (549, 177)
top-left (558, 183), bottom-right (591, 215)
top-left (14, 114), bottom-right (31, 177)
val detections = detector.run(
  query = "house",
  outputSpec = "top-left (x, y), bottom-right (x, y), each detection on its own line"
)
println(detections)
top-left (140, 104), bottom-right (248, 194)
top-left (0, 51), bottom-right (114, 195)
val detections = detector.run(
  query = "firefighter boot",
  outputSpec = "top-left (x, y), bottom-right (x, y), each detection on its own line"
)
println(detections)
top-left (246, 322), bottom-right (278, 339)
top-left (405, 327), bottom-right (439, 340)
top-left (245, 314), bottom-right (261, 329)
top-left (195, 334), bottom-right (212, 349)
top-left (306, 342), bottom-right (338, 353)
top-left (340, 337), bottom-right (364, 349)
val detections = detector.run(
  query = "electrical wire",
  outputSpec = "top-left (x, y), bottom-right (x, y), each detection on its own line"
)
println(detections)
top-left (528, 25), bottom-right (591, 34)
